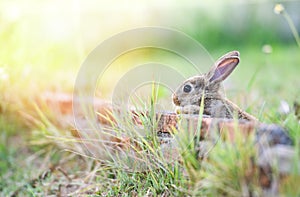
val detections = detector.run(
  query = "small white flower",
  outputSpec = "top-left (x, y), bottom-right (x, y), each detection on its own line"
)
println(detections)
top-left (278, 100), bottom-right (290, 115)
top-left (262, 44), bottom-right (273, 54)
top-left (274, 4), bottom-right (285, 15)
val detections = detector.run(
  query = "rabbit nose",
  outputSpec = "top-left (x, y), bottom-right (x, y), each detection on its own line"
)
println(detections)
top-left (172, 94), bottom-right (180, 106)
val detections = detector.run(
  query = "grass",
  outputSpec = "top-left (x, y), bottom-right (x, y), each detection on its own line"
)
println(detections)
top-left (1, 44), bottom-right (300, 196)
top-left (193, 130), bottom-right (260, 196)
top-left (1, 2), bottom-right (300, 193)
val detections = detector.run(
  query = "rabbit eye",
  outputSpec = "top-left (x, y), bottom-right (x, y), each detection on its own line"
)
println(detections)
top-left (183, 84), bottom-right (192, 93)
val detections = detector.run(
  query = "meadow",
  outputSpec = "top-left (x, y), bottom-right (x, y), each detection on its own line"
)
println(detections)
top-left (0, 1), bottom-right (300, 196)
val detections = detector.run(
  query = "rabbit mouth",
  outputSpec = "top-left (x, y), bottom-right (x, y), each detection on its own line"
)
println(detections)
top-left (172, 94), bottom-right (180, 106)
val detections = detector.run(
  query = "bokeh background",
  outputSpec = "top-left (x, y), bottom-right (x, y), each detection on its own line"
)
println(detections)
top-left (0, 0), bottom-right (300, 195)
top-left (1, 0), bottom-right (299, 100)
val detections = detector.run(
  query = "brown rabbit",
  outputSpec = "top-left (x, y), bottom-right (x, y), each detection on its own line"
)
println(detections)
top-left (172, 51), bottom-right (257, 122)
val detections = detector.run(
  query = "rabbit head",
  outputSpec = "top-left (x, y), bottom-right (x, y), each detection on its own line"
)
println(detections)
top-left (172, 51), bottom-right (240, 113)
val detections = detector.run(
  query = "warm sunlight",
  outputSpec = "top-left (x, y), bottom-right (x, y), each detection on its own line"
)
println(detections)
top-left (1, 1), bottom-right (299, 196)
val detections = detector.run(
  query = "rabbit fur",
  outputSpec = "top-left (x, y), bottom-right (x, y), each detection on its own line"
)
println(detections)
top-left (172, 51), bottom-right (257, 122)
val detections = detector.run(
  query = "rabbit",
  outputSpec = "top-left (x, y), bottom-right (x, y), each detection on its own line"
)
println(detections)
top-left (172, 51), bottom-right (257, 122)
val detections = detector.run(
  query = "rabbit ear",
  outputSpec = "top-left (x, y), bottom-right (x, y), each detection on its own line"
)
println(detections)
top-left (207, 51), bottom-right (240, 83)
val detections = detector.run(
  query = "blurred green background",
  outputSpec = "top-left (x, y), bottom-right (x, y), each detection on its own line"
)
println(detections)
top-left (0, 0), bottom-right (299, 94)
top-left (1, 0), bottom-right (299, 116)
top-left (0, 0), bottom-right (300, 195)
